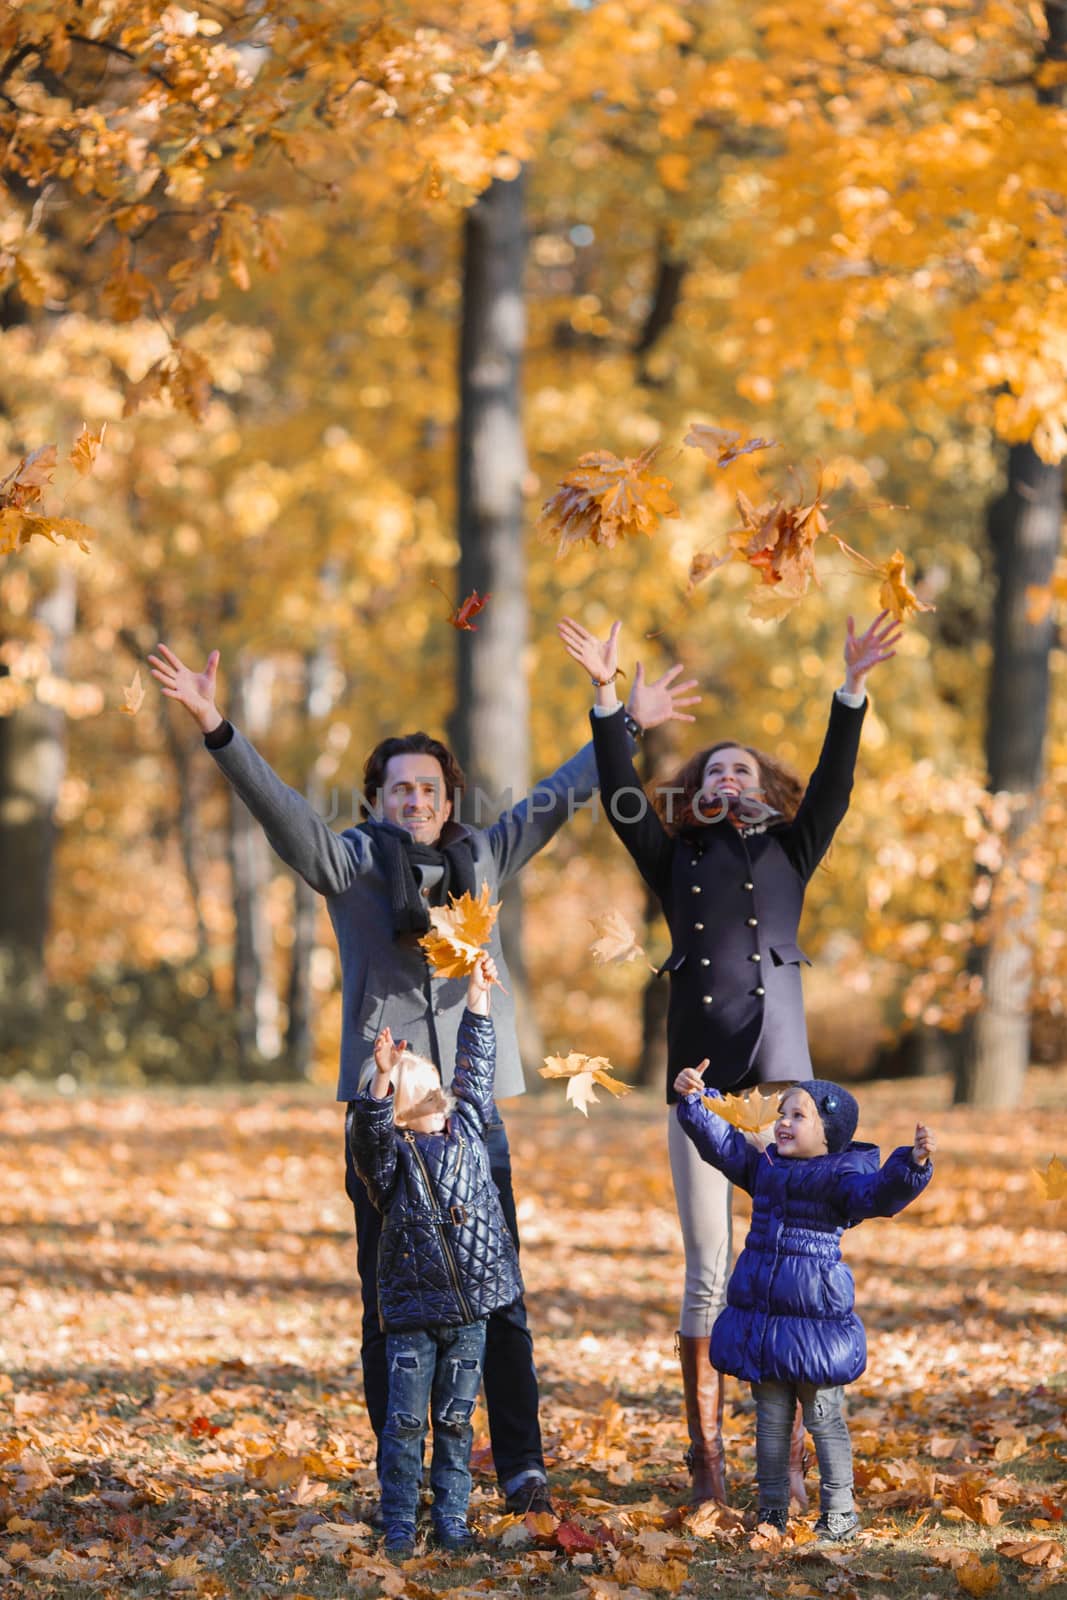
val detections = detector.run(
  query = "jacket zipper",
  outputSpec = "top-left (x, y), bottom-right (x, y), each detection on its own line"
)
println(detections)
top-left (404, 1130), bottom-right (473, 1323)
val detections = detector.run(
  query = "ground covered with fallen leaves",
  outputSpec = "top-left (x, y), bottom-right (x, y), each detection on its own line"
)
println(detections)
top-left (1, 1070), bottom-right (1065, 1600)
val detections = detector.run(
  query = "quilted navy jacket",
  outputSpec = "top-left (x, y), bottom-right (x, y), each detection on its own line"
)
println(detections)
top-left (348, 1009), bottom-right (523, 1333)
top-left (677, 1090), bottom-right (932, 1386)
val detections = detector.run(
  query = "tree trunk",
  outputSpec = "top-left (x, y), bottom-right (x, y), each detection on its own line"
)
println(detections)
top-left (448, 172), bottom-right (542, 1069)
top-left (226, 655), bottom-right (282, 1062)
top-left (955, 443), bottom-right (1061, 1107)
top-left (0, 566), bottom-right (77, 1004)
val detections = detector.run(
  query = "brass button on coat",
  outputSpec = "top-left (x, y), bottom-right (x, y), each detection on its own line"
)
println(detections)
top-left (691, 885), bottom-right (702, 895)
top-left (747, 916), bottom-right (758, 927)
top-left (694, 922), bottom-right (704, 931)
top-left (755, 986), bottom-right (765, 997)
top-left (750, 952), bottom-right (761, 963)
top-left (701, 957), bottom-right (710, 967)
top-left (702, 995), bottom-right (713, 1005)
top-left (743, 880), bottom-right (754, 891)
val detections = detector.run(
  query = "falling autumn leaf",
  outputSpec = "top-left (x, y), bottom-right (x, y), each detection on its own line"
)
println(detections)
top-left (702, 1086), bottom-right (783, 1135)
top-left (540, 1050), bottom-right (632, 1116)
top-left (419, 882), bottom-right (500, 978)
top-left (1034, 1154), bottom-right (1067, 1201)
top-left (0, 443), bottom-right (57, 509)
top-left (451, 588), bottom-right (491, 630)
top-left (589, 910), bottom-right (650, 968)
top-left (120, 670), bottom-right (146, 717)
top-left (69, 423), bottom-right (107, 477)
top-left (689, 475), bottom-right (833, 619)
top-left (832, 537), bottom-right (935, 624)
top-left (539, 447), bottom-right (679, 558)
top-left (684, 422), bottom-right (778, 467)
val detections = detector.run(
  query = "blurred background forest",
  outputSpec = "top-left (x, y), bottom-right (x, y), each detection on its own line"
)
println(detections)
top-left (2, 0), bottom-right (1067, 1108)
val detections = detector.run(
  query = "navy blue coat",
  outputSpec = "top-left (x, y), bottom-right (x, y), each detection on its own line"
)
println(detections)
top-left (591, 696), bottom-right (866, 1100)
top-left (347, 1010), bottom-right (523, 1333)
top-left (677, 1091), bottom-right (932, 1386)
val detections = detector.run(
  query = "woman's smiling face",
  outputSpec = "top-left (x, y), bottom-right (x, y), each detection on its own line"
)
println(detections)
top-left (700, 745), bottom-right (761, 803)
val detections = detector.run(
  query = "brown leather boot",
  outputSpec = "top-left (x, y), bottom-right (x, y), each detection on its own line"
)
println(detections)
top-left (676, 1333), bottom-right (727, 1505)
top-left (789, 1401), bottom-right (809, 1511)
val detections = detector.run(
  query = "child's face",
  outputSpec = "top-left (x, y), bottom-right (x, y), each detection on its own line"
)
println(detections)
top-left (392, 1054), bottom-right (448, 1133)
top-left (774, 1090), bottom-right (828, 1159)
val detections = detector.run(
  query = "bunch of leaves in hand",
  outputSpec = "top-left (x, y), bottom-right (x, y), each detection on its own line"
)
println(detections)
top-left (539, 448), bottom-right (679, 558)
top-left (540, 1051), bottom-right (632, 1116)
top-left (419, 884), bottom-right (500, 978)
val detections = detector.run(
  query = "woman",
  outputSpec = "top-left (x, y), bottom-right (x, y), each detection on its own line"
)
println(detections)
top-left (558, 611), bottom-right (900, 1508)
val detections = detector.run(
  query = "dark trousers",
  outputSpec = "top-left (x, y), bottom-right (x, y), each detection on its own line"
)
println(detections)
top-left (345, 1111), bottom-right (545, 1489)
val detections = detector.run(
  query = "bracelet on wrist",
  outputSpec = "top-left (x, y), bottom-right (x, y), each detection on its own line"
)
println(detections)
top-left (590, 667), bottom-right (623, 688)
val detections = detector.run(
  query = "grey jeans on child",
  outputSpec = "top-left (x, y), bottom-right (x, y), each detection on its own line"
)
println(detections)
top-left (752, 1380), bottom-right (853, 1513)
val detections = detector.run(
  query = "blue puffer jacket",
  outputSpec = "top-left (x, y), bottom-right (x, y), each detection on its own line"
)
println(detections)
top-left (677, 1090), bottom-right (932, 1386)
top-left (348, 1009), bottom-right (523, 1334)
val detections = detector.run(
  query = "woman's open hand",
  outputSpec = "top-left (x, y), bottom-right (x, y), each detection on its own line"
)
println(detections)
top-left (629, 661), bottom-right (702, 730)
top-left (843, 612), bottom-right (902, 697)
top-left (558, 617), bottom-right (622, 693)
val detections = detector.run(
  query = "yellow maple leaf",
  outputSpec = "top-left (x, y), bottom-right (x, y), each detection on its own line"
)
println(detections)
top-left (0, 508), bottom-right (93, 557)
top-left (539, 447), bottom-right (678, 558)
top-left (419, 883), bottom-right (499, 978)
top-left (702, 1086), bottom-right (783, 1134)
top-left (120, 670), bottom-right (146, 717)
top-left (69, 423), bottom-right (107, 477)
top-left (1033, 1155), bottom-right (1067, 1201)
top-left (954, 1557), bottom-right (1001, 1596)
top-left (540, 1051), bottom-right (631, 1116)
top-left (832, 537), bottom-right (935, 624)
top-left (589, 910), bottom-right (648, 967)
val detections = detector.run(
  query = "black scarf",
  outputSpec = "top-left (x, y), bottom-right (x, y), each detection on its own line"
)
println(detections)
top-left (367, 818), bottom-right (478, 937)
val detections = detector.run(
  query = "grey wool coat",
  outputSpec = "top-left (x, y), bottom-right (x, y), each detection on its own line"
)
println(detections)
top-left (205, 724), bottom-right (599, 1101)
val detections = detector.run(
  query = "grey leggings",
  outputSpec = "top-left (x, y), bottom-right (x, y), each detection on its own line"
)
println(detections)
top-left (667, 1108), bottom-right (734, 1338)
top-left (753, 1380), bottom-right (853, 1513)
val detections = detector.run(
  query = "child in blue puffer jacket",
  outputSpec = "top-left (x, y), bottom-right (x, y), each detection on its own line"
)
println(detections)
top-left (674, 1066), bottom-right (935, 1541)
top-left (349, 954), bottom-right (523, 1562)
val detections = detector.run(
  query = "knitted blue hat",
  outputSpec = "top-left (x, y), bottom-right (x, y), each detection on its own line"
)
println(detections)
top-left (801, 1079), bottom-right (859, 1153)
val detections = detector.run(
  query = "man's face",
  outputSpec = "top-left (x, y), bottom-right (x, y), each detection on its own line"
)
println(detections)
top-left (379, 753), bottom-right (452, 843)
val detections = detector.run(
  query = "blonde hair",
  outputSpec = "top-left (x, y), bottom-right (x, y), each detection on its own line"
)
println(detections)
top-left (392, 1049), bottom-right (456, 1127)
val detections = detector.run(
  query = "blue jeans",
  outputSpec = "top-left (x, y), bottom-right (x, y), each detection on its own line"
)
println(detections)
top-left (380, 1321), bottom-right (487, 1529)
top-left (346, 1110), bottom-right (544, 1491)
top-left (752, 1380), bottom-right (853, 1514)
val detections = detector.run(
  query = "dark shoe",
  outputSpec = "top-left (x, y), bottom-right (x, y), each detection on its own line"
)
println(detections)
top-left (383, 1522), bottom-right (416, 1561)
top-left (431, 1516), bottom-right (476, 1553)
top-left (756, 1508), bottom-right (789, 1534)
top-left (504, 1480), bottom-right (555, 1518)
top-left (814, 1509), bottom-right (860, 1541)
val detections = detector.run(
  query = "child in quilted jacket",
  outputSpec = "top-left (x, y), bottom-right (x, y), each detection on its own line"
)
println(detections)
top-left (349, 953), bottom-right (522, 1561)
top-left (674, 1067), bottom-right (935, 1541)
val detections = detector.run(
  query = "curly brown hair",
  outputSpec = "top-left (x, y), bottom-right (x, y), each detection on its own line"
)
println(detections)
top-left (361, 732), bottom-right (467, 820)
top-left (652, 739), bottom-right (805, 834)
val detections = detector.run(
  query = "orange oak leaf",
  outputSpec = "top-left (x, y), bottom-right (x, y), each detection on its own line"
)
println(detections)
top-left (684, 422), bottom-right (778, 467)
top-left (702, 1086), bottom-right (783, 1134)
top-left (120, 670), bottom-right (146, 717)
top-left (996, 1540), bottom-right (1062, 1568)
top-left (0, 508), bottom-right (93, 557)
top-left (419, 883), bottom-right (500, 978)
top-left (540, 1051), bottom-right (632, 1116)
top-left (539, 447), bottom-right (679, 558)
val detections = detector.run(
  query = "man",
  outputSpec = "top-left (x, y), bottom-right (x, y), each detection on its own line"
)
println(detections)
top-left (149, 641), bottom-right (612, 1515)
